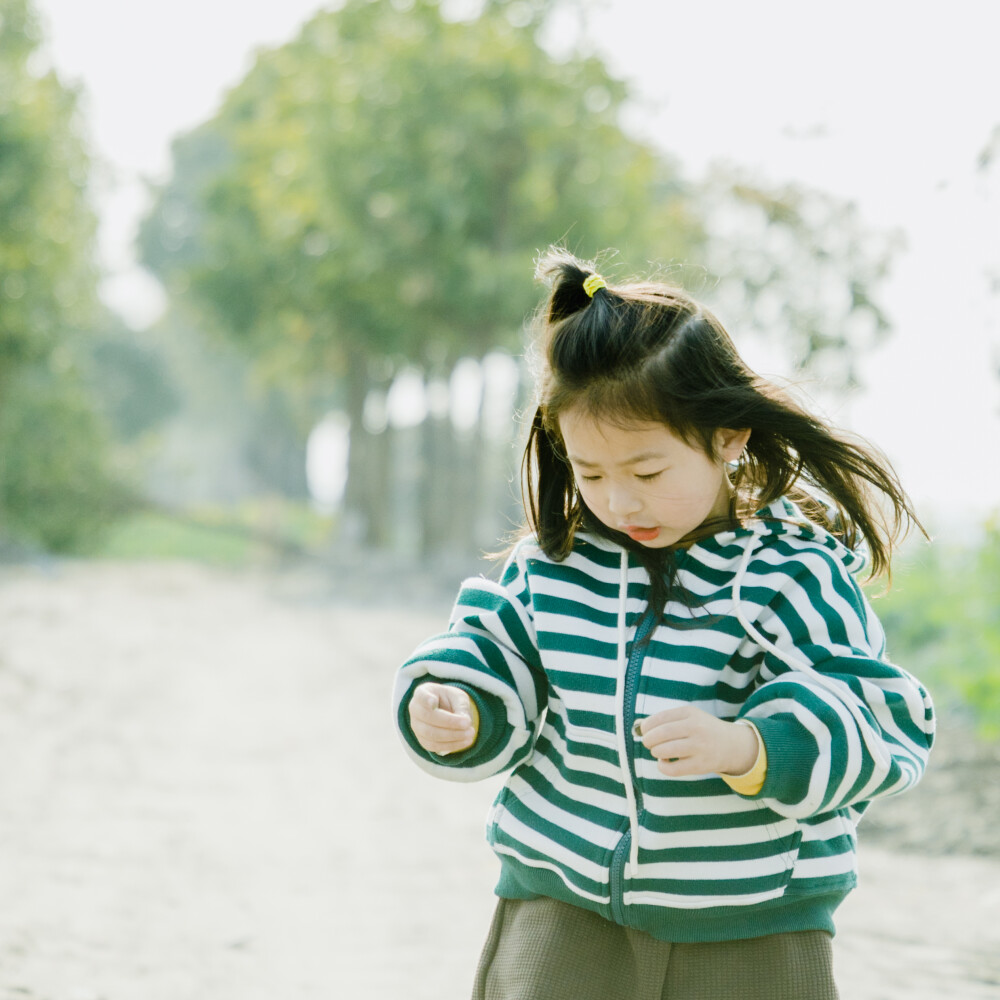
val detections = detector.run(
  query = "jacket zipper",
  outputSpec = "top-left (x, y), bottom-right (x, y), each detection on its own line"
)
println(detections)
top-left (610, 552), bottom-right (657, 925)
top-left (609, 827), bottom-right (631, 925)
top-left (623, 611), bottom-right (656, 812)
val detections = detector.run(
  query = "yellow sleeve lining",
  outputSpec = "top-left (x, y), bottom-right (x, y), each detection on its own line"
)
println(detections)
top-left (720, 719), bottom-right (767, 795)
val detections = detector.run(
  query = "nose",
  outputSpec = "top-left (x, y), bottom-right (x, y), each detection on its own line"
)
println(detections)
top-left (607, 481), bottom-right (642, 518)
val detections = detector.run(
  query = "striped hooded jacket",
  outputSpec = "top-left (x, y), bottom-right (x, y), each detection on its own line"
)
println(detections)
top-left (393, 497), bottom-right (934, 943)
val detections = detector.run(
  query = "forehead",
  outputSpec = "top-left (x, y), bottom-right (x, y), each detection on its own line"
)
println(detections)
top-left (558, 410), bottom-right (692, 466)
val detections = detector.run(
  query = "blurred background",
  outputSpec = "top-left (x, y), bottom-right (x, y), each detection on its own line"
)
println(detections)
top-left (3, 0), bottom-right (997, 731)
top-left (0, 0), bottom-right (999, 995)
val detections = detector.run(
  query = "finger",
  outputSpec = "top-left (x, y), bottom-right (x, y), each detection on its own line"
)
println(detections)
top-left (409, 695), bottom-right (473, 730)
top-left (408, 686), bottom-right (441, 721)
top-left (434, 686), bottom-right (470, 714)
top-left (411, 721), bottom-right (477, 749)
top-left (411, 714), bottom-right (477, 740)
top-left (427, 706), bottom-right (476, 729)
top-left (412, 723), bottom-right (477, 754)
top-left (647, 737), bottom-right (695, 761)
top-left (656, 756), bottom-right (708, 778)
top-left (641, 721), bottom-right (691, 750)
top-left (638, 706), bottom-right (692, 737)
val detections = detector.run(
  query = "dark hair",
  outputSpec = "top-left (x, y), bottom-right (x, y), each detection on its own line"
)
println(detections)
top-left (520, 248), bottom-right (924, 614)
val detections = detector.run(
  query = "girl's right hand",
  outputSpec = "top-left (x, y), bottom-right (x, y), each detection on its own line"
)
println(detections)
top-left (408, 682), bottom-right (480, 755)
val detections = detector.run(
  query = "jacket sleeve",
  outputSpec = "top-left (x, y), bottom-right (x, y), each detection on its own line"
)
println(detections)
top-left (735, 543), bottom-right (935, 820)
top-left (392, 540), bottom-right (547, 782)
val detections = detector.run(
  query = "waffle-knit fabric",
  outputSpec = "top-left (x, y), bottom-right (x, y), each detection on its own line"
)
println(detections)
top-left (472, 896), bottom-right (839, 1000)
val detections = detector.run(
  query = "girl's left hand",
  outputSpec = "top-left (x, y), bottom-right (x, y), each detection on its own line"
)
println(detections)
top-left (639, 705), bottom-right (758, 778)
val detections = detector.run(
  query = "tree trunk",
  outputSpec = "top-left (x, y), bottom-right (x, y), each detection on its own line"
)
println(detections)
top-left (418, 413), bottom-right (453, 559)
top-left (340, 348), bottom-right (391, 548)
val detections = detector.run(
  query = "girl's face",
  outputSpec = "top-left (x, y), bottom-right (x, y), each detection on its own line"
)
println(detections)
top-left (559, 408), bottom-right (750, 548)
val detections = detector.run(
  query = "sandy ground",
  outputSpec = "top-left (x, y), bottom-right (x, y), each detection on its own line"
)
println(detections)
top-left (0, 560), bottom-right (997, 1000)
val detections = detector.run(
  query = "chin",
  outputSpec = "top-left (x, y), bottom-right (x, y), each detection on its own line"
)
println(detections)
top-left (639, 536), bottom-right (678, 549)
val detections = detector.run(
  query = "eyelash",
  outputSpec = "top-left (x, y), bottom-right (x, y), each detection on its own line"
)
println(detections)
top-left (579, 472), bottom-right (663, 483)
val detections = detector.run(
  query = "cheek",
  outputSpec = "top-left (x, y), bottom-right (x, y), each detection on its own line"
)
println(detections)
top-left (575, 481), bottom-right (603, 509)
top-left (685, 471), bottom-right (727, 511)
top-left (653, 471), bottom-right (722, 512)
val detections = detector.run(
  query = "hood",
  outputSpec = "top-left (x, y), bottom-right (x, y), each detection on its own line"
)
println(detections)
top-left (728, 495), bottom-right (868, 675)
top-left (742, 496), bottom-right (869, 577)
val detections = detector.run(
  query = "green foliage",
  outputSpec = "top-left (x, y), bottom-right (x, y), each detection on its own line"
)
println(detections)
top-left (0, 0), bottom-right (99, 368)
top-left (0, 362), bottom-right (133, 552)
top-left (138, 0), bottom-right (905, 547)
top-left (139, 0), bottom-right (703, 388)
top-left (873, 520), bottom-right (1000, 740)
top-left (0, 0), bottom-right (132, 553)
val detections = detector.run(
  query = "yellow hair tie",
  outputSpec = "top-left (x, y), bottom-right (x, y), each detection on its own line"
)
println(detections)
top-left (583, 273), bottom-right (607, 298)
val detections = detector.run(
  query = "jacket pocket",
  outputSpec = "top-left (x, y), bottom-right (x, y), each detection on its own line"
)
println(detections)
top-left (563, 720), bottom-right (619, 751)
top-left (630, 793), bottom-right (804, 909)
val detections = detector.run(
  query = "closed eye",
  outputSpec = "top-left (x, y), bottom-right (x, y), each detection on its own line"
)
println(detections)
top-left (636, 471), bottom-right (663, 482)
top-left (579, 474), bottom-right (603, 482)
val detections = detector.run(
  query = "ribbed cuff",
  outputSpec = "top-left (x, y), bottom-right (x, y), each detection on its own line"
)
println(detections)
top-left (397, 679), bottom-right (509, 769)
top-left (750, 714), bottom-right (819, 803)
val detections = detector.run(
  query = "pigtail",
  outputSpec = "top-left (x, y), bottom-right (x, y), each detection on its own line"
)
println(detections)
top-left (535, 249), bottom-right (594, 321)
top-left (522, 406), bottom-right (578, 560)
top-left (535, 249), bottom-right (649, 390)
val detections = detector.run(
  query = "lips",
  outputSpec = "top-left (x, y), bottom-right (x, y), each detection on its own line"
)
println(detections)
top-left (624, 525), bottom-right (660, 542)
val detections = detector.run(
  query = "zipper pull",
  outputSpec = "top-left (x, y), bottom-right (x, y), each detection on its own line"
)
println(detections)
top-left (632, 719), bottom-right (644, 740)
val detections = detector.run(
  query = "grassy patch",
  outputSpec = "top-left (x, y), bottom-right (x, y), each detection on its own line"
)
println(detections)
top-left (97, 500), bottom-right (335, 566)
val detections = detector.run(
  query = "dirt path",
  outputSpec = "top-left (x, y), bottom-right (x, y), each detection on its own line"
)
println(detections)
top-left (0, 562), bottom-right (996, 999)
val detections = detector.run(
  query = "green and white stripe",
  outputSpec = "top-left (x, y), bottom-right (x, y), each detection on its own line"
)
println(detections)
top-left (393, 497), bottom-right (935, 943)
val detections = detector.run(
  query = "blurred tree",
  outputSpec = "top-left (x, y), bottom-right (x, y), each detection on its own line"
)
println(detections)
top-left (0, 0), bottom-right (130, 552)
top-left (0, 0), bottom-right (95, 370)
top-left (139, 0), bottom-right (703, 543)
top-left (0, 364), bottom-right (125, 552)
top-left (698, 166), bottom-right (901, 391)
top-left (84, 317), bottom-right (180, 444)
top-left (140, 0), bottom-right (902, 550)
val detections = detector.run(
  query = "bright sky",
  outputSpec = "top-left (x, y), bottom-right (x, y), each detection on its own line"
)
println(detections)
top-left (33, 0), bottom-right (1000, 533)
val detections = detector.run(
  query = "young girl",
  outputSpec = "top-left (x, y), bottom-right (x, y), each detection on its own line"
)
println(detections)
top-left (392, 249), bottom-right (934, 1000)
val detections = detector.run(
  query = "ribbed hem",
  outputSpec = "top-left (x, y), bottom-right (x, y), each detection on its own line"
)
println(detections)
top-left (495, 859), bottom-right (850, 944)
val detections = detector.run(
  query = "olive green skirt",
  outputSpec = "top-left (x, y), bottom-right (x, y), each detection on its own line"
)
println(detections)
top-left (472, 897), bottom-right (838, 1000)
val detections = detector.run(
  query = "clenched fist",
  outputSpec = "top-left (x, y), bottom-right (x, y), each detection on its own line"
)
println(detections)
top-left (408, 682), bottom-right (480, 755)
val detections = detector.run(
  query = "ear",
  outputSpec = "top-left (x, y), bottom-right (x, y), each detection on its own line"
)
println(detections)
top-left (714, 428), bottom-right (751, 462)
